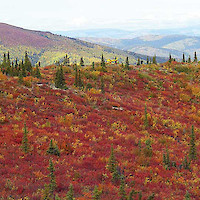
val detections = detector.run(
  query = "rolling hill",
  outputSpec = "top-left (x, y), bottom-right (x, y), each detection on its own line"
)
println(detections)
top-left (0, 23), bottom-right (164, 66)
top-left (79, 35), bottom-right (200, 60)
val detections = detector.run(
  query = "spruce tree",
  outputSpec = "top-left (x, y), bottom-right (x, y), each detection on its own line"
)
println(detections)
top-left (125, 57), bottom-right (130, 70)
top-left (21, 60), bottom-right (26, 77)
top-left (184, 191), bottom-right (191, 200)
top-left (92, 62), bottom-right (95, 70)
top-left (108, 144), bottom-right (116, 173)
top-left (189, 125), bottom-right (197, 160)
top-left (24, 51), bottom-right (32, 72)
top-left (194, 51), bottom-right (197, 62)
top-left (182, 155), bottom-right (190, 170)
top-left (47, 140), bottom-right (60, 156)
top-left (21, 123), bottom-right (29, 153)
top-left (153, 55), bottom-right (157, 64)
top-left (128, 189), bottom-right (136, 200)
top-left (74, 64), bottom-right (78, 87)
top-left (35, 62), bottom-right (41, 79)
top-left (144, 104), bottom-right (149, 128)
top-left (66, 184), bottom-right (74, 200)
top-left (188, 56), bottom-right (191, 63)
top-left (55, 65), bottom-right (65, 88)
top-left (169, 54), bottom-right (172, 63)
top-left (101, 54), bottom-right (106, 71)
top-left (147, 193), bottom-right (155, 200)
top-left (48, 158), bottom-right (56, 196)
top-left (137, 58), bottom-right (140, 66)
top-left (147, 56), bottom-right (149, 64)
top-left (183, 53), bottom-right (185, 63)
top-left (80, 57), bottom-right (84, 67)
top-left (92, 185), bottom-right (101, 200)
top-left (119, 175), bottom-right (127, 200)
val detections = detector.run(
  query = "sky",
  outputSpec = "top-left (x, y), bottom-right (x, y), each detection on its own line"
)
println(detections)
top-left (1, 0), bottom-right (200, 31)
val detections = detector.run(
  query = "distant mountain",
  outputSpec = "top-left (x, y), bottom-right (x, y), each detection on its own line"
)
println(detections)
top-left (79, 35), bottom-right (200, 59)
top-left (0, 23), bottom-right (162, 66)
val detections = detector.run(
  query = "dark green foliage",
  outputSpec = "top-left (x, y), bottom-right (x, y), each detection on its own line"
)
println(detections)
top-left (182, 155), bottom-right (190, 170)
top-left (21, 60), bottom-right (26, 77)
top-left (48, 158), bottom-right (56, 196)
top-left (183, 53), bottom-right (185, 63)
top-left (35, 62), bottom-right (41, 78)
top-left (184, 191), bottom-right (191, 200)
top-left (147, 56), bottom-right (149, 64)
top-left (108, 144), bottom-right (117, 173)
top-left (194, 51), bottom-right (197, 62)
top-left (128, 189), bottom-right (136, 200)
top-left (144, 104), bottom-right (149, 128)
top-left (163, 148), bottom-right (170, 169)
top-left (144, 139), bottom-right (153, 157)
top-left (47, 140), bottom-right (60, 156)
top-left (188, 55), bottom-right (191, 63)
top-left (55, 65), bottom-right (65, 89)
top-left (137, 58), bottom-right (140, 66)
top-left (169, 54), bottom-right (172, 63)
top-left (21, 123), bottom-right (29, 153)
top-left (147, 193), bottom-right (155, 200)
top-left (92, 61), bottom-right (95, 70)
top-left (153, 55), bottom-right (157, 64)
top-left (119, 175), bottom-right (127, 200)
top-left (63, 54), bottom-right (70, 66)
top-left (92, 185), bottom-right (102, 200)
top-left (24, 51), bottom-right (32, 72)
top-left (101, 54), bottom-right (106, 71)
top-left (138, 191), bottom-right (142, 200)
top-left (80, 57), bottom-right (84, 66)
top-left (189, 125), bottom-right (197, 160)
top-left (18, 71), bottom-right (24, 83)
top-left (66, 184), bottom-right (74, 200)
top-left (125, 57), bottom-right (130, 70)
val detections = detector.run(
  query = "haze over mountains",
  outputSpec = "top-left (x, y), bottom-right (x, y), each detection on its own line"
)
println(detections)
top-left (56, 28), bottom-right (200, 59)
top-left (0, 23), bottom-right (156, 66)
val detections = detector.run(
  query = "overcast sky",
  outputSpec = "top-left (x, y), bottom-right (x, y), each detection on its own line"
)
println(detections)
top-left (1, 0), bottom-right (200, 31)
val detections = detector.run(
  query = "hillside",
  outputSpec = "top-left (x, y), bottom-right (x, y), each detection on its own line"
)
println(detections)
top-left (80, 35), bottom-right (200, 59)
top-left (0, 61), bottom-right (200, 199)
top-left (0, 23), bottom-right (153, 66)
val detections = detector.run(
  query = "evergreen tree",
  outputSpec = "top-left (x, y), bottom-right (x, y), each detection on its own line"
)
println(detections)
top-left (119, 175), bottom-right (127, 200)
top-left (188, 55), bottom-right (191, 63)
top-left (92, 62), bottom-right (95, 70)
top-left (55, 65), bottom-right (65, 88)
top-left (24, 51), bottom-right (32, 72)
top-left (169, 54), bottom-right (172, 63)
top-left (147, 56), bottom-right (149, 64)
top-left (21, 123), bottom-right (29, 153)
top-left (137, 58), bottom-right (140, 66)
top-left (183, 53), bottom-right (185, 63)
top-left (189, 125), bottom-right (197, 160)
top-left (41, 183), bottom-right (51, 200)
top-left (21, 60), bottom-right (26, 77)
top-left (2, 53), bottom-right (7, 67)
top-left (147, 193), bottom-right (155, 200)
top-left (194, 51), bottom-right (197, 62)
top-left (47, 140), bottom-right (60, 156)
top-left (74, 64), bottom-right (78, 87)
top-left (125, 57), bottom-right (130, 70)
top-left (63, 54), bottom-right (70, 66)
top-left (80, 57), bottom-right (84, 67)
top-left (128, 189), bottom-right (136, 200)
top-left (48, 158), bottom-right (56, 196)
top-left (163, 148), bottom-right (170, 169)
top-left (182, 155), bottom-right (190, 170)
top-left (138, 191), bottom-right (142, 200)
top-left (18, 70), bottom-right (24, 84)
top-left (35, 62), bottom-right (41, 79)
top-left (108, 144), bottom-right (117, 173)
top-left (153, 55), bottom-right (157, 64)
top-left (92, 185), bottom-right (102, 200)
top-left (144, 104), bottom-right (149, 128)
top-left (78, 69), bottom-right (83, 88)
top-left (101, 54), bottom-right (106, 71)
top-left (184, 191), bottom-right (191, 200)
top-left (66, 184), bottom-right (74, 200)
